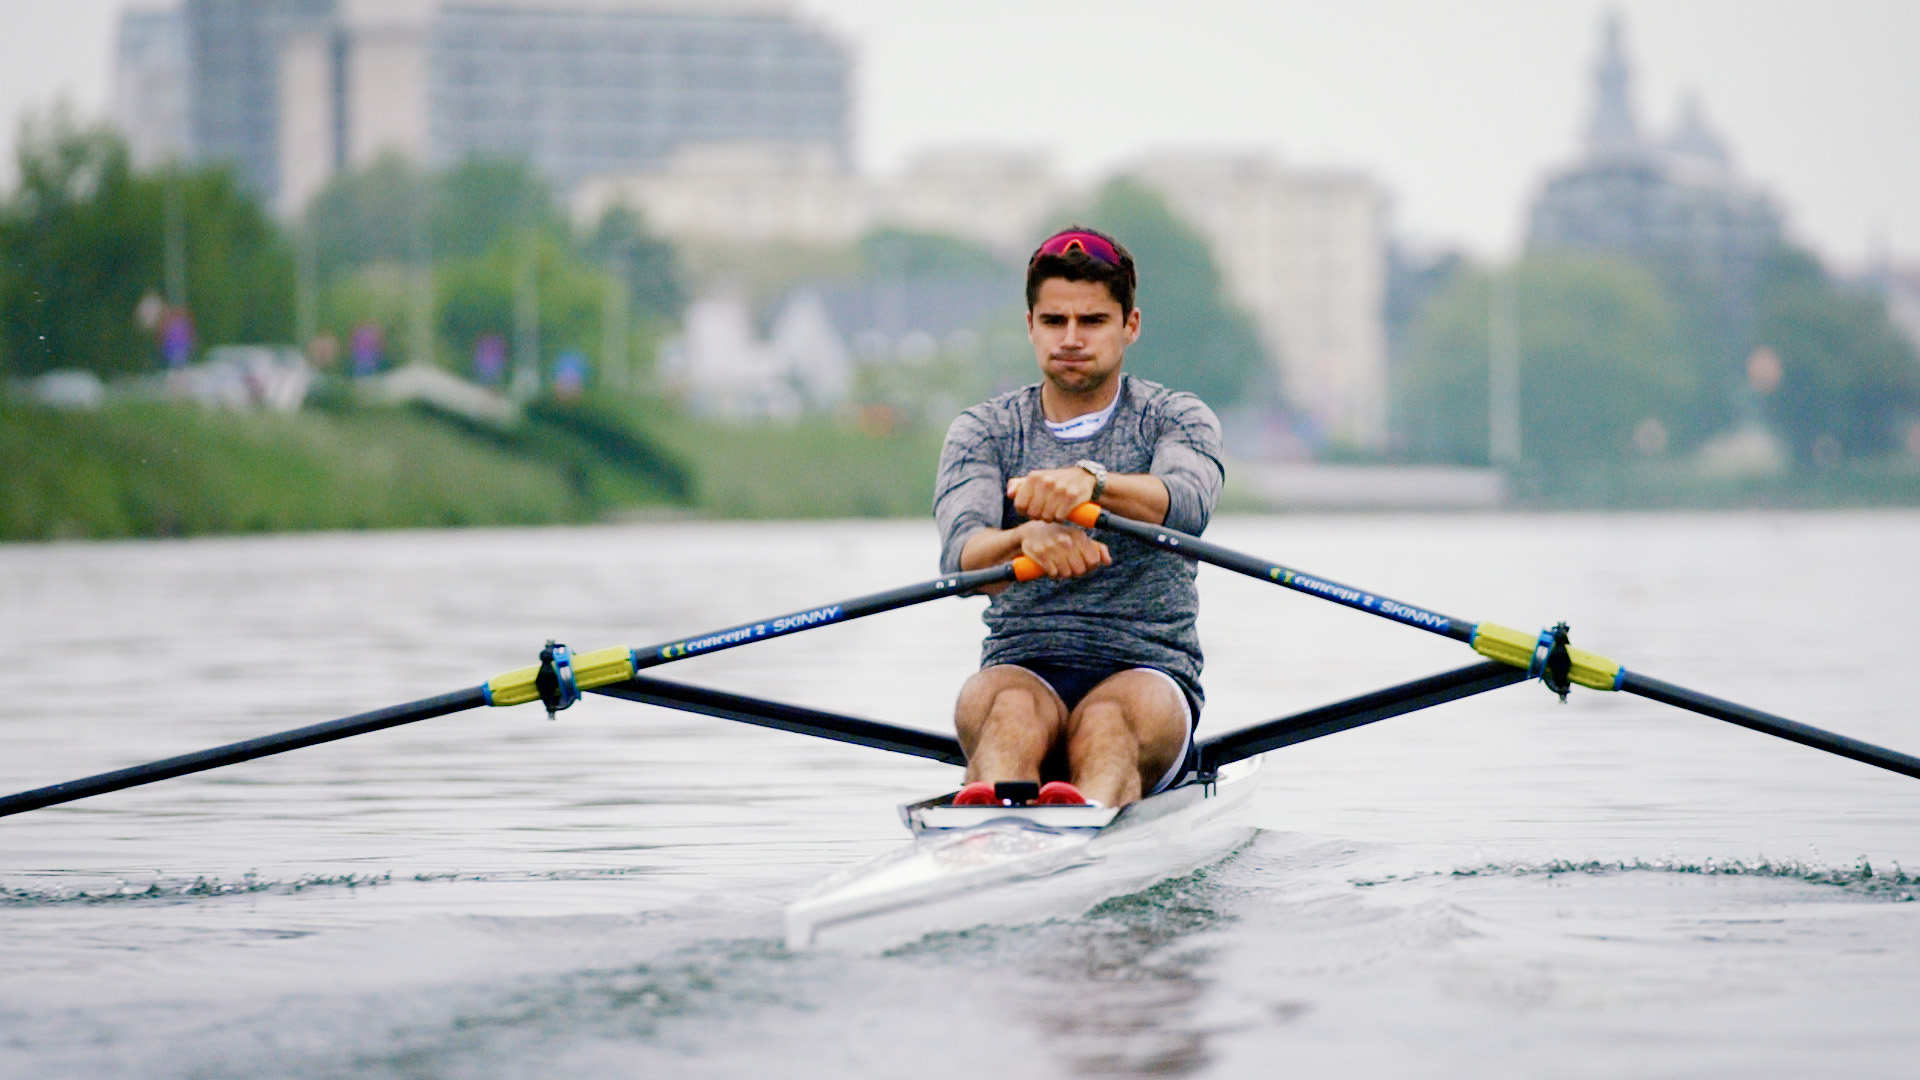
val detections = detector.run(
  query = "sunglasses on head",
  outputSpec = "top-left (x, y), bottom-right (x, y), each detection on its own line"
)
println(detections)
top-left (1030, 231), bottom-right (1126, 272)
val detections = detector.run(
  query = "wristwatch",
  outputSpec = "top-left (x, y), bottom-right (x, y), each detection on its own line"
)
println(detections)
top-left (1074, 459), bottom-right (1108, 501)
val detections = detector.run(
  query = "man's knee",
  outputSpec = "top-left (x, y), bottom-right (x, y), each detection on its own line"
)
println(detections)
top-left (1066, 697), bottom-right (1130, 741)
top-left (959, 666), bottom-right (1041, 712)
top-left (1076, 671), bottom-right (1185, 730)
top-left (956, 666), bottom-right (1063, 739)
top-left (1069, 672), bottom-right (1188, 762)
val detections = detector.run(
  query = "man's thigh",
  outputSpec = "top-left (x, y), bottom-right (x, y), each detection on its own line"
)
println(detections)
top-left (1068, 669), bottom-right (1191, 780)
top-left (953, 664), bottom-right (1069, 750)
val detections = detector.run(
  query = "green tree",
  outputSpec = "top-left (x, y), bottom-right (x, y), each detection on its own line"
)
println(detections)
top-left (1071, 179), bottom-right (1268, 407)
top-left (305, 154), bottom-right (571, 277)
top-left (303, 153), bottom-right (424, 277)
top-left (305, 155), bottom-right (682, 386)
top-left (1752, 245), bottom-right (1920, 463)
top-left (582, 204), bottom-right (686, 321)
top-left (1397, 253), bottom-right (1708, 466)
top-left (433, 232), bottom-right (619, 380)
top-left (432, 156), bottom-right (567, 260)
top-left (0, 113), bottom-right (291, 378)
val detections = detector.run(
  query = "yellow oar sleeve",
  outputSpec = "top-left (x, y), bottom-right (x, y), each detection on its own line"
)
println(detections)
top-left (1565, 646), bottom-right (1623, 691)
top-left (484, 646), bottom-right (637, 707)
top-left (1468, 622), bottom-right (1536, 669)
top-left (1471, 622), bottom-right (1622, 691)
top-left (486, 664), bottom-right (543, 707)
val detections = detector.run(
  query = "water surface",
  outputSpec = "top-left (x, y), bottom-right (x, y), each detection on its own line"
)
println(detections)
top-left (3, 513), bottom-right (1918, 1077)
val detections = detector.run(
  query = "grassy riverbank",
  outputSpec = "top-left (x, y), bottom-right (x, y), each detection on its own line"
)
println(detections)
top-left (0, 398), bottom-right (947, 541)
top-left (11, 397), bottom-right (1915, 543)
top-left (2, 402), bottom-right (586, 539)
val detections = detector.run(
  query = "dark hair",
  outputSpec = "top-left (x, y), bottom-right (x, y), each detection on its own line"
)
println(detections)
top-left (1025, 225), bottom-right (1137, 315)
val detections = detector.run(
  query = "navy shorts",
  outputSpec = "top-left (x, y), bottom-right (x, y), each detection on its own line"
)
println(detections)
top-left (1002, 659), bottom-right (1201, 794)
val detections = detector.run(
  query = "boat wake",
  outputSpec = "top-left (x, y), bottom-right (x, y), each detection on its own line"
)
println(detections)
top-left (0, 872), bottom-right (397, 906)
top-left (1358, 855), bottom-right (1920, 901)
top-left (0, 867), bottom-right (661, 907)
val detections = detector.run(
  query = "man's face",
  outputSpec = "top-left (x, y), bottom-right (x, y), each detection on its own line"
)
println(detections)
top-left (1026, 277), bottom-right (1140, 397)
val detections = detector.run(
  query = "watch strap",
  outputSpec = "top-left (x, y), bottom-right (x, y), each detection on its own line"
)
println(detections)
top-left (1075, 459), bottom-right (1108, 501)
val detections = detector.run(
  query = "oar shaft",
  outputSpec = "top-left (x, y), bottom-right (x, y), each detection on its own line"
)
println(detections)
top-left (1621, 673), bottom-right (1920, 781)
top-left (1072, 505), bottom-right (1624, 690)
top-left (591, 674), bottom-right (966, 766)
top-left (632, 561), bottom-right (1028, 670)
top-left (1198, 661), bottom-right (1527, 770)
top-left (0, 686), bottom-right (489, 819)
top-left (483, 559), bottom-right (1038, 706)
top-left (1070, 505), bottom-right (1475, 643)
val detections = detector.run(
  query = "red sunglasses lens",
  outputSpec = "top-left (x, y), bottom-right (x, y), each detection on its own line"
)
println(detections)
top-left (1035, 232), bottom-right (1120, 267)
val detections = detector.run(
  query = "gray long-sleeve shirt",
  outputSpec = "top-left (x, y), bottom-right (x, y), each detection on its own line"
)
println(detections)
top-left (934, 374), bottom-right (1225, 697)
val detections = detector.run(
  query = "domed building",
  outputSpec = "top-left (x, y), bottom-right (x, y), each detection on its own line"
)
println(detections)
top-left (1527, 14), bottom-right (1783, 411)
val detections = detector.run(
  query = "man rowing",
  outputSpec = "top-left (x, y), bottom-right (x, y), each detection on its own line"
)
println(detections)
top-left (934, 227), bottom-right (1225, 808)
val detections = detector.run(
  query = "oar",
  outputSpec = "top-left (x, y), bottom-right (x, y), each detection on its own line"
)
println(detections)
top-left (1198, 661), bottom-right (1527, 770)
top-left (601, 664), bottom-right (1518, 774)
top-left (479, 557), bottom-right (1041, 711)
top-left (0, 558), bottom-right (1040, 819)
top-left (591, 674), bottom-right (965, 765)
top-left (0, 688), bottom-right (489, 820)
top-left (1615, 673), bottom-right (1920, 780)
top-left (1069, 504), bottom-right (1920, 782)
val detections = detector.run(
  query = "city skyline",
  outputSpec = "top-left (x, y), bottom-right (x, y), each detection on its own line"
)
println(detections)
top-left (3, 0), bottom-right (1917, 269)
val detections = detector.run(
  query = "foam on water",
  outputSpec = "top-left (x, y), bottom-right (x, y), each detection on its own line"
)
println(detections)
top-left (1434, 855), bottom-right (1920, 899)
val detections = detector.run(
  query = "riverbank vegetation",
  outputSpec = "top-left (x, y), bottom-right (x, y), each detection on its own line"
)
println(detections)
top-left (2, 400), bottom-right (584, 539)
top-left (0, 394), bottom-right (949, 541)
top-left (1393, 250), bottom-right (1920, 472)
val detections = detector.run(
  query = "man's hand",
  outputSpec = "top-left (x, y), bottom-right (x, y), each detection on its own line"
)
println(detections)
top-left (956, 512), bottom-right (1110, 592)
top-left (1007, 466), bottom-right (1097, 523)
top-left (1016, 521), bottom-right (1111, 579)
top-left (959, 467), bottom-right (1125, 588)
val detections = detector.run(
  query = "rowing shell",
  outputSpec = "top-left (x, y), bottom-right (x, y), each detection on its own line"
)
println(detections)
top-left (784, 756), bottom-right (1263, 951)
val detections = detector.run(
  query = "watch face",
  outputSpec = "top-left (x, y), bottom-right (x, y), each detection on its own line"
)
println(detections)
top-left (1075, 460), bottom-right (1106, 499)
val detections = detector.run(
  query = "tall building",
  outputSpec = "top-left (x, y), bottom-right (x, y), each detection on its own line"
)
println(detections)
top-left (276, 0), bottom-right (434, 212)
top-left (1527, 14), bottom-right (1783, 386)
top-left (183, 0), bottom-right (337, 201)
top-left (113, 6), bottom-right (193, 169)
top-left (117, 1), bottom-right (851, 215)
top-left (876, 150), bottom-right (1071, 260)
top-left (1131, 155), bottom-right (1390, 451)
top-left (431, 2), bottom-right (848, 188)
top-left (573, 140), bottom-right (866, 245)
top-left (575, 144), bottom-right (1074, 257)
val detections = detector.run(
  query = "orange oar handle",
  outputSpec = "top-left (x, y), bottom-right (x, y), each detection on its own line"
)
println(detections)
top-left (1068, 503), bottom-right (1105, 529)
top-left (1010, 556), bottom-right (1044, 582)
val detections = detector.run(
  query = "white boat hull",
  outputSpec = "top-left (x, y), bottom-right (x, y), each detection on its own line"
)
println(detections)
top-left (785, 756), bottom-right (1262, 952)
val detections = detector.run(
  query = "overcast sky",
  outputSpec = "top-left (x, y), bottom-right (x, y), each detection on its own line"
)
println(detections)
top-left (4, 0), bottom-right (1916, 267)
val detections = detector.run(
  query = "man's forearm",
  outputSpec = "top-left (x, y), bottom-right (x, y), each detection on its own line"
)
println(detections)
top-left (959, 520), bottom-right (1111, 588)
top-left (1009, 467), bottom-right (1169, 526)
top-left (1095, 472), bottom-right (1169, 525)
top-left (958, 524), bottom-right (1028, 572)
